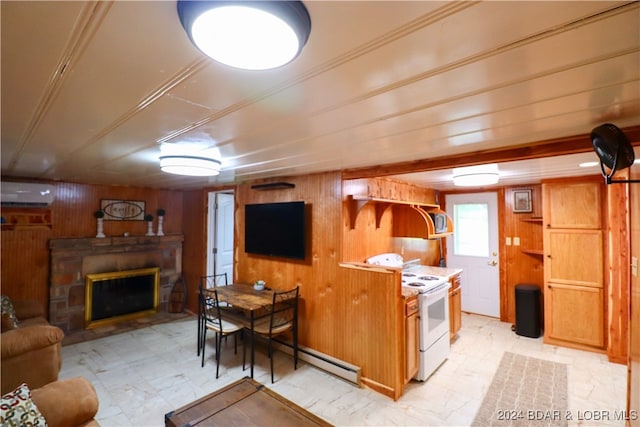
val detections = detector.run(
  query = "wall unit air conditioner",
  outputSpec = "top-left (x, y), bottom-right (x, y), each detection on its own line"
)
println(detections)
top-left (1, 182), bottom-right (55, 207)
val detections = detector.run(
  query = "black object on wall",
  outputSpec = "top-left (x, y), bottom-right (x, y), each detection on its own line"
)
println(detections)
top-left (591, 123), bottom-right (639, 184)
top-left (245, 201), bottom-right (306, 260)
top-left (250, 182), bottom-right (295, 190)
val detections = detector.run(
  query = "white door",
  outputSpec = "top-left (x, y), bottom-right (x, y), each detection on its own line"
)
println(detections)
top-left (445, 192), bottom-right (500, 318)
top-left (207, 192), bottom-right (235, 282)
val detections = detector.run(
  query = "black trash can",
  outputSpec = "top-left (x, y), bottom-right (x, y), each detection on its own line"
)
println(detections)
top-left (514, 284), bottom-right (542, 338)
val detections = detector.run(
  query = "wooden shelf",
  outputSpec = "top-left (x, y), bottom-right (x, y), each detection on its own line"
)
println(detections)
top-left (521, 249), bottom-right (544, 256)
top-left (1, 208), bottom-right (52, 230)
top-left (345, 195), bottom-right (453, 238)
top-left (346, 196), bottom-right (393, 229)
top-left (346, 195), bottom-right (439, 230)
top-left (250, 181), bottom-right (295, 190)
top-left (521, 217), bottom-right (543, 223)
top-left (349, 195), bottom-right (437, 208)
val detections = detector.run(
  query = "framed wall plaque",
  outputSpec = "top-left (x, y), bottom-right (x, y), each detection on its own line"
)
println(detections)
top-left (513, 189), bottom-right (532, 213)
top-left (101, 199), bottom-right (145, 221)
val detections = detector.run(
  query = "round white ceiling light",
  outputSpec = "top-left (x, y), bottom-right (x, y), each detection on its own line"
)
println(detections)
top-left (159, 155), bottom-right (221, 176)
top-left (452, 164), bottom-right (500, 187)
top-left (177, 1), bottom-right (311, 70)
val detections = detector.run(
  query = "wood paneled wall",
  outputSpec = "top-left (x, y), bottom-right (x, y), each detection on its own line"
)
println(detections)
top-left (343, 177), bottom-right (437, 203)
top-left (501, 185), bottom-right (544, 323)
top-left (337, 264), bottom-right (404, 399)
top-left (234, 173), bottom-right (415, 398)
top-left (606, 172), bottom-right (630, 364)
top-left (1, 227), bottom-right (52, 308)
top-left (343, 202), bottom-right (394, 263)
top-left (629, 166), bottom-right (640, 425)
top-left (181, 189), bottom-right (207, 314)
top-left (235, 172), bottom-right (343, 355)
top-left (342, 177), bottom-right (441, 265)
top-left (1, 180), bottom-right (184, 315)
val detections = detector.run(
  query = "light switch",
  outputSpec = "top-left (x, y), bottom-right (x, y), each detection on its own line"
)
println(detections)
top-left (506, 237), bottom-right (511, 246)
top-left (513, 237), bottom-right (520, 246)
top-left (633, 256), bottom-right (638, 277)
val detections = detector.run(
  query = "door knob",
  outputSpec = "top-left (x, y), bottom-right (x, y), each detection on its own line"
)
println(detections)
top-left (488, 260), bottom-right (498, 266)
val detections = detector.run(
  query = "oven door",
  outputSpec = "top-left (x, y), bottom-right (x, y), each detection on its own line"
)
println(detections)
top-left (418, 284), bottom-right (451, 350)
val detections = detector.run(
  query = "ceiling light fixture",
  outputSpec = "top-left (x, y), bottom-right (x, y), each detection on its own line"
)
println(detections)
top-left (159, 155), bottom-right (221, 176)
top-left (452, 164), bottom-right (500, 187)
top-left (177, 0), bottom-right (311, 70)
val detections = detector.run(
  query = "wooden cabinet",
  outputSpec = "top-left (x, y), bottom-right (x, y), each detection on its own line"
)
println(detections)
top-left (545, 283), bottom-right (604, 347)
top-left (404, 296), bottom-right (419, 383)
top-left (542, 180), bottom-right (604, 350)
top-left (544, 182), bottom-right (602, 229)
top-left (449, 274), bottom-right (461, 341)
top-left (545, 229), bottom-right (603, 287)
top-left (392, 204), bottom-right (453, 239)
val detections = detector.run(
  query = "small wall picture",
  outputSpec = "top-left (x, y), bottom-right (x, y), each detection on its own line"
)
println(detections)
top-left (101, 199), bottom-right (145, 220)
top-left (513, 189), bottom-right (532, 213)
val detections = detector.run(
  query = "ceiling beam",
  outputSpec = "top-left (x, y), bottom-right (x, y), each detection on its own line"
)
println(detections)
top-left (342, 125), bottom-right (640, 180)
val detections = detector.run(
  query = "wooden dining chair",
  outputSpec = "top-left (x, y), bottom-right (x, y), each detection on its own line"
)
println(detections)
top-left (200, 288), bottom-right (245, 379)
top-left (247, 286), bottom-right (299, 383)
top-left (197, 273), bottom-right (229, 356)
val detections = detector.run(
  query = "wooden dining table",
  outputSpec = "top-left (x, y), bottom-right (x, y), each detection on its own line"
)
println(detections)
top-left (215, 283), bottom-right (297, 378)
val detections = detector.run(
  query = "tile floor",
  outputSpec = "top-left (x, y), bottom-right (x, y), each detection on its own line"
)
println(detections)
top-left (59, 313), bottom-right (627, 427)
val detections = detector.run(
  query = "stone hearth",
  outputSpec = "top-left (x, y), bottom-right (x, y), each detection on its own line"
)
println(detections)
top-left (49, 235), bottom-right (183, 334)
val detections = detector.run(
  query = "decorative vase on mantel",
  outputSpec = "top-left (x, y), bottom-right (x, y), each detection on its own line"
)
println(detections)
top-left (144, 214), bottom-right (155, 236)
top-left (156, 208), bottom-right (165, 236)
top-left (94, 210), bottom-right (105, 238)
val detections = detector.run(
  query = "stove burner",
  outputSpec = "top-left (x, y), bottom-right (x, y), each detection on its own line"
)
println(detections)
top-left (418, 275), bottom-right (439, 281)
top-left (402, 273), bottom-right (416, 277)
top-left (407, 282), bottom-right (425, 287)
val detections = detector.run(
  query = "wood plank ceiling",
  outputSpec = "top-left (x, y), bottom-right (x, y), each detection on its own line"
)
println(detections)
top-left (2, 1), bottom-right (639, 190)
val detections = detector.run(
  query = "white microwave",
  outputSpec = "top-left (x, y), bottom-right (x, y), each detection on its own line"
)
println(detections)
top-left (428, 213), bottom-right (448, 234)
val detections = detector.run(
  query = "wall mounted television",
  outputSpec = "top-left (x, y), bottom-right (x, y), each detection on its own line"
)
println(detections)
top-left (244, 201), bottom-right (306, 260)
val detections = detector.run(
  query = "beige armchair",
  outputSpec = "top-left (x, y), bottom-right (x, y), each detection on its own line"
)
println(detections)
top-left (3, 377), bottom-right (100, 427)
top-left (1, 298), bottom-right (64, 394)
top-left (31, 377), bottom-right (100, 427)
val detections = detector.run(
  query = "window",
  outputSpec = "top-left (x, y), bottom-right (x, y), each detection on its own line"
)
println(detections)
top-left (453, 203), bottom-right (489, 257)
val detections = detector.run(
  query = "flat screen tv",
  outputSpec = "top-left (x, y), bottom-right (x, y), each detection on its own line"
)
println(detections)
top-left (244, 201), bottom-right (306, 260)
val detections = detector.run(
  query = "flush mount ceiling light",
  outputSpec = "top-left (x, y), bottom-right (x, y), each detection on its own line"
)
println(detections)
top-left (452, 164), bottom-right (500, 187)
top-left (160, 155), bottom-right (221, 176)
top-left (177, 0), bottom-right (311, 70)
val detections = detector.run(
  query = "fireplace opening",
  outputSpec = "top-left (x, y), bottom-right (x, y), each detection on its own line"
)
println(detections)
top-left (85, 267), bottom-right (159, 329)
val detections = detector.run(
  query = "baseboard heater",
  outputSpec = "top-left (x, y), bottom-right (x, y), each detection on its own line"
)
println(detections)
top-left (272, 338), bottom-right (361, 385)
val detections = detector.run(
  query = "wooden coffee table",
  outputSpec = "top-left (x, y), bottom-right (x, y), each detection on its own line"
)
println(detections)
top-left (165, 377), bottom-right (332, 427)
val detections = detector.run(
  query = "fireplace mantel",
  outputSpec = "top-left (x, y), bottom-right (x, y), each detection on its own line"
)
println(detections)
top-left (49, 234), bottom-right (184, 254)
top-left (49, 235), bottom-right (183, 333)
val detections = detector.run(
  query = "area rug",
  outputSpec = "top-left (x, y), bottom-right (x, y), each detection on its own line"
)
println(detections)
top-left (471, 352), bottom-right (568, 427)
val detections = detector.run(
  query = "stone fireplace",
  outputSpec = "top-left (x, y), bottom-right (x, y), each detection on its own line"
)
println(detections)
top-left (85, 267), bottom-right (159, 329)
top-left (49, 235), bottom-right (183, 334)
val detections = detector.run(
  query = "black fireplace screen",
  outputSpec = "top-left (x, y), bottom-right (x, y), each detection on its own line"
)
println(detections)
top-left (85, 267), bottom-right (159, 328)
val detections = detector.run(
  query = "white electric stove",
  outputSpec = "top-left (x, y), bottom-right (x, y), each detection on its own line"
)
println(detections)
top-left (366, 254), bottom-right (451, 381)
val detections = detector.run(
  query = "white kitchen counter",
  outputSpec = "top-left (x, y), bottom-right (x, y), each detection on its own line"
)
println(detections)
top-left (405, 265), bottom-right (462, 279)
